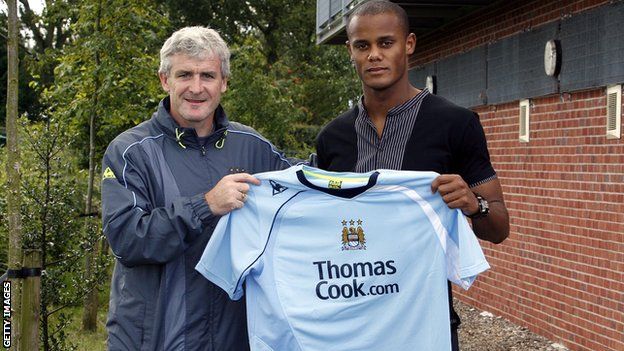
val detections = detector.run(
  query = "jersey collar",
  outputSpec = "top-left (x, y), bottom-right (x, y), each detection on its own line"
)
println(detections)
top-left (296, 167), bottom-right (379, 199)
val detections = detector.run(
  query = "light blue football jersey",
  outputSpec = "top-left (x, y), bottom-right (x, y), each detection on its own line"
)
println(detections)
top-left (196, 165), bottom-right (490, 351)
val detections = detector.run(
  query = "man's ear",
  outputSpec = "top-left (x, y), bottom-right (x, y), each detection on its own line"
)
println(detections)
top-left (346, 40), bottom-right (353, 59)
top-left (406, 33), bottom-right (417, 55)
top-left (159, 72), bottom-right (170, 93)
top-left (221, 78), bottom-right (228, 93)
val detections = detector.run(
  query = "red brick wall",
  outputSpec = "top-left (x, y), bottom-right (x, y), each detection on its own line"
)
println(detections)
top-left (463, 89), bottom-right (624, 351)
top-left (407, 1), bottom-right (624, 350)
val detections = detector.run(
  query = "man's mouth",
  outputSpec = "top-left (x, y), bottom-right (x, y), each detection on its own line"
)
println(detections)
top-left (366, 67), bottom-right (387, 73)
top-left (185, 98), bottom-right (207, 104)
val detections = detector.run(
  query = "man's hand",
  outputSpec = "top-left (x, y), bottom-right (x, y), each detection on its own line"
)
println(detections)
top-left (432, 174), bottom-right (509, 244)
top-left (431, 174), bottom-right (478, 216)
top-left (204, 173), bottom-right (261, 216)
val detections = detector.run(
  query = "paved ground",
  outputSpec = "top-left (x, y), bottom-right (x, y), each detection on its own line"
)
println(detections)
top-left (455, 299), bottom-right (570, 351)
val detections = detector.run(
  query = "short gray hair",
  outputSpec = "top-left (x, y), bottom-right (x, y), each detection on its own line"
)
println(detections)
top-left (159, 26), bottom-right (231, 78)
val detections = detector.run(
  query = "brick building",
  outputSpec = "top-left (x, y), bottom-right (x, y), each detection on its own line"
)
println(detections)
top-left (316, 1), bottom-right (623, 350)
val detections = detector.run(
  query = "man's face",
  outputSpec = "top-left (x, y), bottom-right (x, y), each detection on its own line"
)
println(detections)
top-left (347, 13), bottom-right (415, 92)
top-left (159, 53), bottom-right (227, 129)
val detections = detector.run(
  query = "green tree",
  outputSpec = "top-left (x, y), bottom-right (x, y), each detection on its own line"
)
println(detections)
top-left (16, 116), bottom-right (85, 351)
top-left (0, 1), bottom-right (81, 127)
top-left (0, 12), bottom-right (41, 129)
top-left (52, 0), bottom-right (169, 165)
top-left (2, 56), bottom-right (82, 351)
top-left (18, 0), bottom-right (79, 95)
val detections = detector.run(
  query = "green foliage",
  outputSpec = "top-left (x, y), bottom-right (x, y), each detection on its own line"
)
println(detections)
top-left (19, 0), bottom-right (81, 98)
top-left (0, 12), bottom-right (43, 127)
top-left (46, 311), bottom-right (77, 351)
top-left (157, 0), bottom-right (239, 42)
top-left (48, 0), bottom-right (170, 166)
top-left (224, 39), bottom-right (359, 158)
top-left (55, 305), bottom-right (108, 351)
top-left (0, 115), bottom-right (87, 350)
top-left (223, 38), bottom-right (305, 156)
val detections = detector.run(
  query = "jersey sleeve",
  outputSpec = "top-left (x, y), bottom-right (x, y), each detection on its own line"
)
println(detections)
top-left (445, 209), bottom-right (491, 290)
top-left (195, 190), bottom-right (264, 300)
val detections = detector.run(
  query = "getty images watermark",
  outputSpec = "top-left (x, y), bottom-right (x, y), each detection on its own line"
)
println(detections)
top-left (2, 281), bottom-right (10, 348)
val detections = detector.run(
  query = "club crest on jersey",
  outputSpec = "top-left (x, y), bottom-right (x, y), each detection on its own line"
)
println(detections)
top-left (341, 219), bottom-right (366, 250)
top-left (270, 180), bottom-right (288, 196)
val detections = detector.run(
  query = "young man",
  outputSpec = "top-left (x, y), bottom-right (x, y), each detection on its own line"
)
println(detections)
top-left (315, 1), bottom-right (510, 350)
top-left (101, 26), bottom-right (291, 350)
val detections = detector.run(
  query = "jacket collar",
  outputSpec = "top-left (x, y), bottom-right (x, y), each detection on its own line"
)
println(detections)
top-left (154, 97), bottom-right (230, 148)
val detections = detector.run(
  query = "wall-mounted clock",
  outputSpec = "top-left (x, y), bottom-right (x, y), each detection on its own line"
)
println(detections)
top-left (426, 75), bottom-right (436, 94)
top-left (544, 39), bottom-right (562, 77)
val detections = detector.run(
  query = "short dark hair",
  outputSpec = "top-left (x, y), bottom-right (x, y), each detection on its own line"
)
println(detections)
top-left (346, 0), bottom-right (410, 38)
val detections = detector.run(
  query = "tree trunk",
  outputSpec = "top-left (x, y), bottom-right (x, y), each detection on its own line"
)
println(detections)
top-left (81, 236), bottom-right (99, 331)
top-left (81, 84), bottom-right (100, 331)
top-left (82, 0), bottom-right (103, 331)
top-left (19, 251), bottom-right (41, 351)
top-left (6, 0), bottom-right (24, 349)
top-left (40, 118), bottom-right (52, 351)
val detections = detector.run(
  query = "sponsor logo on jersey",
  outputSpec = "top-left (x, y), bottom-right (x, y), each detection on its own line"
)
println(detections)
top-left (269, 180), bottom-right (288, 196)
top-left (102, 167), bottom-right (116, 180)
top-left (312, 260), bottom-right (399, 300)
top-left (341, 219), bottom-right (366, 250)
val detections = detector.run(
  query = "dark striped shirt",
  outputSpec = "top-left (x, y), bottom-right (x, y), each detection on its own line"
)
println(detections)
top-left (354, 89), bottom-right (429, 172)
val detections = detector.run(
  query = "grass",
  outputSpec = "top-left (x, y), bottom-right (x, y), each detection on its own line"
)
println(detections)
top-left (60, 259), bottom-right (113, 350)
top-left (52, 284), bottom-right (110, 350)
top-left (62, 306), bottom-right (108, 350)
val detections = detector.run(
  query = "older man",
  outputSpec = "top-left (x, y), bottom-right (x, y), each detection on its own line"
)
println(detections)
top-left (101, 26), bottom-right (290, 350)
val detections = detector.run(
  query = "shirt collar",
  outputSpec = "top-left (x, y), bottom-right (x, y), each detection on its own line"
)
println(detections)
top-left (154, 96), bottom-right (229, 147)
top-left (357, 89), bottom-right (429, 120)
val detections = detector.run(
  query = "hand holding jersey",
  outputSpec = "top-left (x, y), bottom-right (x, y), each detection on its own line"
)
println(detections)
top-left (205, 173), bottom-right (260, 215)
top-left (431, 174), bottom-right (508, 244)
top-left (431, 174), bottom-right (480, 215)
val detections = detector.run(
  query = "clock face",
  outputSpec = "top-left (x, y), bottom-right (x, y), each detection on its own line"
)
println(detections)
top-left (544, 39), bottom-right (561, 77)
top-left (425, 75), bottom-right (436, 94)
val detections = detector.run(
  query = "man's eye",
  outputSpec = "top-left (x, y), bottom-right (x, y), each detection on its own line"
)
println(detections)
top-left (355, 43), bottom-right (368, 50)
top-left (202, 73), bottom-right (215, 79)
top-left (177, 72), bottom-right (190, 78)
top-left (381, 41), bottom-right (393, 47)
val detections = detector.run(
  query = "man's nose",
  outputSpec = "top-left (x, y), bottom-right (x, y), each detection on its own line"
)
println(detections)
top-left (368, 46), bottom-right (382, 61)
top-left (189, 75), bottom-right (202, 93)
